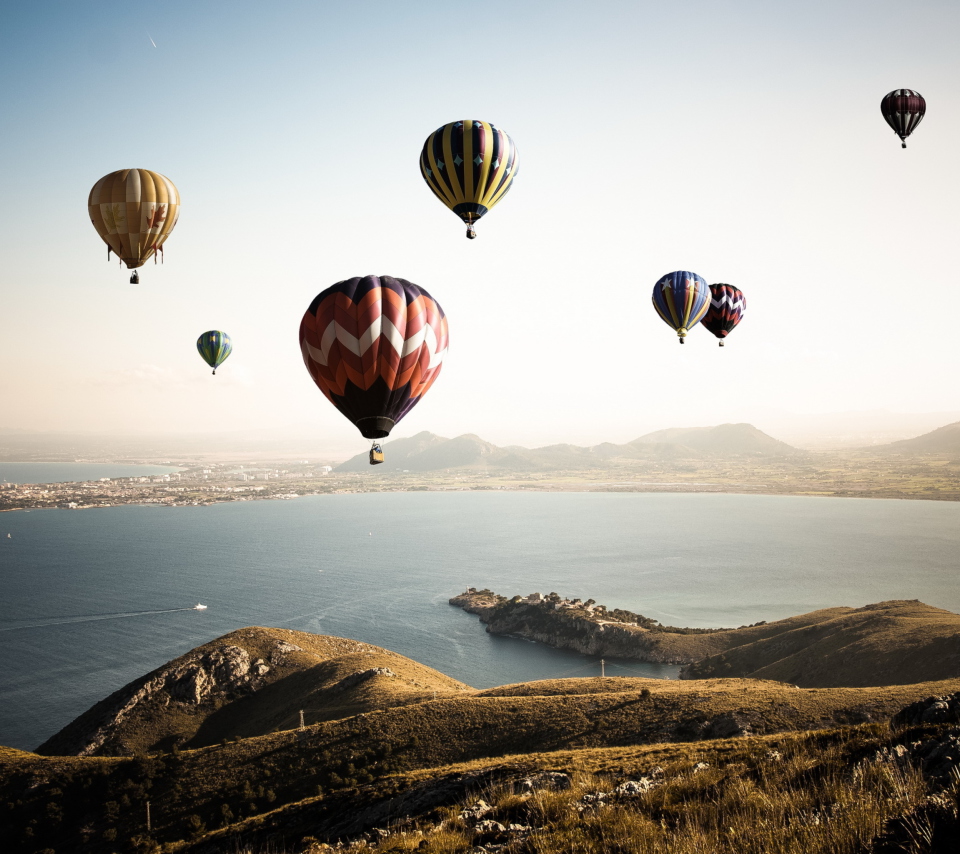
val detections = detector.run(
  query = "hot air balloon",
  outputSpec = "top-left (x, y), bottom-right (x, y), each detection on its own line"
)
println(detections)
top-left (420, 120), bottom-right (518, 239)
top-left (652, 271), bottom-right (711, 344)
top-left (881, 90), bottom-right (925, 148)
top-left (197, 331), bottom-right (232, 375)
top-left (300, 276), bottom-right (448, 464)
top-left (701, 283), bottom-right (746, 347)
top-left (88, 169), bottom-right (180, 282)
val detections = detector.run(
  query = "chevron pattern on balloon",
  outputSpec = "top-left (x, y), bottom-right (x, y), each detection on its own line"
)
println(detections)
top-left (710, 293), bottom-right (746, 312)
top-left (299, 276), bottom-right (448, 439)
top-left (701, 283), bottom-right (746, 341)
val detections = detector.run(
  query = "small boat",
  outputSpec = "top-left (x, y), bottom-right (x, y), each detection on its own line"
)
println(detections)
top-left (193, 603), bottom-right (207, 610)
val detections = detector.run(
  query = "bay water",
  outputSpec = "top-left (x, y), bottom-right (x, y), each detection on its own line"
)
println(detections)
top-left (2, 490), bottom-right (959, 751)
top-left (0, 462), bottom-right (179, 484)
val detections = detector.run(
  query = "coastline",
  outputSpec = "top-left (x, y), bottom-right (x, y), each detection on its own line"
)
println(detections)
top-left (3, 456), bottom-right (960, 512)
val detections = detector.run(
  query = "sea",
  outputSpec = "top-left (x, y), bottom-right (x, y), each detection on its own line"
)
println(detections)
top-left (2, 475), bottom-right (960, 752)
top-left (0, 462), bottom-right (179, 484)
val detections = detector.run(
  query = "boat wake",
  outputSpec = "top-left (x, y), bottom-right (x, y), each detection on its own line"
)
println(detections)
top-left (0, 608), bottom-right (204, 633)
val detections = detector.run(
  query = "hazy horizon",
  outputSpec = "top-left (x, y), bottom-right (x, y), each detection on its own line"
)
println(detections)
top-left (2, 407), bottom-right (959, 463)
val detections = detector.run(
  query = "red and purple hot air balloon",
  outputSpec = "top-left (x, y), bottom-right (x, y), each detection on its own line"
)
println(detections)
top-left (299, 276), bottom-right (449, 464)
top-left (701, 284), bottom-right (746, 347)
top-left (881, 89), bottom-right (925, 149)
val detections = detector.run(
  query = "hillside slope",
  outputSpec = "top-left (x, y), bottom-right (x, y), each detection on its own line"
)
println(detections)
top-left (453, 592), bottom-right (960, 686)
top-left (4, 652), bottom-right (960, 853)
top-left (681, 599), bottom-right (960, 686)
top-left (631, 423), bottom-right (798, 456)
top-left (885, 420), bottom-right (960, 454)
top-left (36, 627), bottom-right (471, 757)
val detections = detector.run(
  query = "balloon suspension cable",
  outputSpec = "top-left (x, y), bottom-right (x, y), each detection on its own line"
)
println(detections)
top-left (466, 224), bottom-right (477, 239)
top-left (159, 245), bottom-right (164, 264)
top-left (107, 247), bottom-right (112, 262)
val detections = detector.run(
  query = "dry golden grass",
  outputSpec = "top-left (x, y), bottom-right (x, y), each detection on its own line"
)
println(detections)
top-left (5, 669), bottom-right (960, 853)
top-left (36, 627), bottom-right (472, 756)
top-left (685, 600), bottom-right (960, 686)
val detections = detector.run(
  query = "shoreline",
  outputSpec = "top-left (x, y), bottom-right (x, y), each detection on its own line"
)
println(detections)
top-left (4, 481), bottom-right (960, 514)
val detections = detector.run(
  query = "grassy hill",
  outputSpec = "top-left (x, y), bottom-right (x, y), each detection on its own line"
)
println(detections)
top-left (455, 592), bottom-right (960, 686)
top-left (36, 627), bottom-right (471, 757)
top-left (3, 636), bottom-right (959, 853)
top-left (885, 420), bottom-right (960, 454)
top-left (682, 599), bottom-right (960, 686)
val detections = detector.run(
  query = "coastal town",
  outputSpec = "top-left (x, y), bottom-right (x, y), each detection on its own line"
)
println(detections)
top-left (0, 461), bottom-right (344, 512)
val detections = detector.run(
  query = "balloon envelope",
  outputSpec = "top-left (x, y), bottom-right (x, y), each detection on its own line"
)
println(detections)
top-left (701, 283), bottom-right (746, 344)
top-left (299, 276), bottom-right (449, 439)
top-left (651, 271), bottom-right (711, 342)
top-left (881, 90), bottom-right (925, 148)
top-left (88, 169), bottom-right (180, 269)
top-left (197, 331), bottom-right (232, 372)
top-left (420, 120), bottom-right (518, 237)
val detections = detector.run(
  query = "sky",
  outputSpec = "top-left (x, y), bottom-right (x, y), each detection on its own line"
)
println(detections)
top-left (0, 0), bottom-right (958, 453)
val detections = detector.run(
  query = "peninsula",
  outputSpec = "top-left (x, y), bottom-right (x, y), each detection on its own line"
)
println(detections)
top-left (450, 589), bottom-right (960, 687)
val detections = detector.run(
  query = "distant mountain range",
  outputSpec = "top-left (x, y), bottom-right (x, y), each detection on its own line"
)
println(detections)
top-left (336, 423), bottom-right (799, 473)
top-left (885, 420), bottom-right (960, 455)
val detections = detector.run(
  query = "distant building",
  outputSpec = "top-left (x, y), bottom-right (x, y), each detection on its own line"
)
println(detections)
top-left (526, 592), bottom-right (543, 603)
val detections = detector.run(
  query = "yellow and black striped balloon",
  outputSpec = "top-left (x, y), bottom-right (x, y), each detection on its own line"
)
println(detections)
top-left (419, 120), bottom-right (519, 239)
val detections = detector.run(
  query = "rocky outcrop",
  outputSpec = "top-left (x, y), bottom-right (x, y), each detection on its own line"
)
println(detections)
top-left (891, 692), bottom-right (960, 728)
top-left (42, 643), bottom-right (273, 756)
top-left (449, 590), bottom-right (720, 665)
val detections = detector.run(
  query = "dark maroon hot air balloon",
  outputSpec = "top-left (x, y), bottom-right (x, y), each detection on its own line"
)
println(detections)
top-left (700, 284), bottom-right (746, 347)
top-left (881, 89), bottom-right (925, 149)
top-left (299, 276), bottom-right (449, 465)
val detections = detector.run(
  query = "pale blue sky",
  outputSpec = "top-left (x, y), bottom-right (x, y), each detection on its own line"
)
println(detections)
top-left (1, 1), bottom-right (958, 450)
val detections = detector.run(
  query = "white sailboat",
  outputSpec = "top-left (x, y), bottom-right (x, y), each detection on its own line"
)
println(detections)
top-left (193, 603), bottom-right (208, 610)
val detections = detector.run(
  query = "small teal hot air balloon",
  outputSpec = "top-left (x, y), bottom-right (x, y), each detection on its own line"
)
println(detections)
top-left (651, 271), bottom-right (711, 344)
top-left (197, 330), bottom-right (232, 375)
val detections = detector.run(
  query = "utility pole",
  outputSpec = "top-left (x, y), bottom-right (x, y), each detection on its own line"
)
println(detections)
top-left (146, 800), bottom-right (151, 832)
top-left (601, 659), bottom-right (605, 678)
top-left (299, 710), bottom-right (305, 731)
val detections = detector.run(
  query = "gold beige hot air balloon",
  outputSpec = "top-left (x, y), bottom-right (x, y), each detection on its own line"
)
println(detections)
top-left (88, 169), bottom-right (180, 282)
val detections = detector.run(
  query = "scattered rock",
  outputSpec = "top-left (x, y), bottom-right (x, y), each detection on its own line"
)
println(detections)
top-left (693, 762), bottom-right (710, 773)
top-left (270, 639), bottom-right (303, 665)
top-left (912, 728), bottom-right (960, 783)
top-left (703, 711), bottom-right (752, 738)
top-left (514, 771), bottom-right (571, 792)
top-left (460, 799), bottom-right (494, 823)
top-left (615, 778), bottom-right (656, 796)
top-left (335, 668), bottom-right (397, 691)
top-left (475, 819), bottom-right (506, 834)
top-left (892, 693), bottom-right (960, 729)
